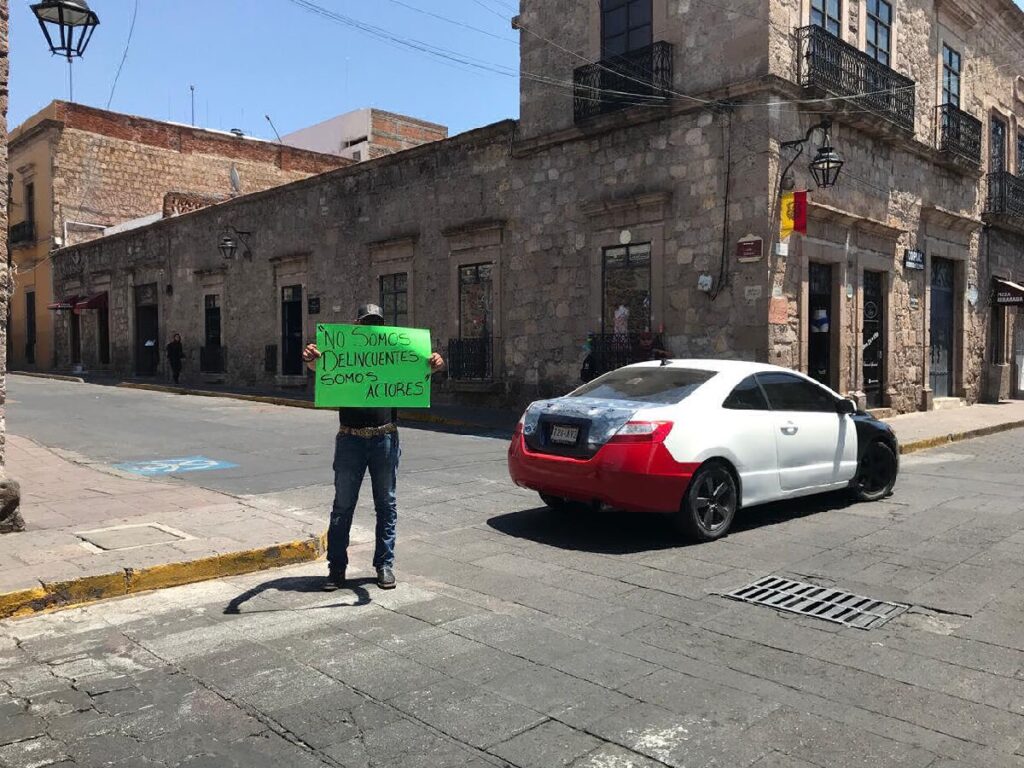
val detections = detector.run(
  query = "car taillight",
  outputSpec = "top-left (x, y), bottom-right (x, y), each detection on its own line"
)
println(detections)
top-left (609, 421), bottom-right (673, 444)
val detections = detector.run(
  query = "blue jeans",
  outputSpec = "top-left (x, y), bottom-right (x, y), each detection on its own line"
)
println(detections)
top-left (328, 432), bottom-right (400, 571)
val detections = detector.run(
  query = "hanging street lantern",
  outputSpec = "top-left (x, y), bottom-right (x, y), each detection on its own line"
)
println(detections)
top-left (218, 235), bottom-right (238, 261)
top-left (31, 0), bottom-right (100, 60)
top-left (809, 141), bottom-right (844, 189)
top-left (218, 227), bottom-right (253, 261)
top-left (780, 118), bottom-right (844, 190)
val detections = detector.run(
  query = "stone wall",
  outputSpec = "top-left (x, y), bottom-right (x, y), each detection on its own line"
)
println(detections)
top-left (52, 100), bottom-right (771, 407)
top-left (49, 102), bottom-right (350, 244)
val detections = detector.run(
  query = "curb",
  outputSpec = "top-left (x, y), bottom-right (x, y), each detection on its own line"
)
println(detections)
top-left (115, 382), bottom-right (507, 431)
top-left (897, 418), bottom-right (1024, 455)
top-left (0, 535), bottom-right (325, 621)
top-left (10, 371), bottom-right (86, 384)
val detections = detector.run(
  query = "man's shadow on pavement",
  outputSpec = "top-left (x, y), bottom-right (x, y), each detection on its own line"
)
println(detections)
top-left (488, 491), bottom-right (854, 555)
top-left (223, 575), bottom-right (374, 615)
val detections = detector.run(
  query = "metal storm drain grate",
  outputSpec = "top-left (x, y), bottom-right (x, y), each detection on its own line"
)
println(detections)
top-left (723, 576), bottom-right (908, 630)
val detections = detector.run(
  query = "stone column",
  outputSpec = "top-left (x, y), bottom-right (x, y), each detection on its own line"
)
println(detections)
top-left (0, 0), bottom-right (24, 534)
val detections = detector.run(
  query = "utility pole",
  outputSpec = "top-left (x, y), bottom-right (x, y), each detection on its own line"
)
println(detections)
top-left (190, 85), bottom-right (195, 126)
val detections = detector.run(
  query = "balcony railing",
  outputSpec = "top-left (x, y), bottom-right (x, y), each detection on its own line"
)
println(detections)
top-left (573, 41), bottom-right (674, 123)
top-left (796, 25), bottom-right (916, 133)
top-left (985, 172), bottom-right (1024, 220)
top-left (936, 104), bottom-right (982, 164)
top-left (586, 333), bottom-right (667, 379)
top-left (448, 336), bottom-right (493, 381)
top-left (9, 220), bottom-right (35, 247)
top-left (200, 345), bottom-right (226, 374)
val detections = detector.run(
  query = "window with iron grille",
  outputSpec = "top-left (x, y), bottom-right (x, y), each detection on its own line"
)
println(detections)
top-left (942, 44), bottom-right (961, 108)
top-left (991, 116), bottom-right (1008, 173)
top-left (459, 264), bottom-right (493, 339)
top-left (811, 0), bottom-right (841, 38)
top-left (379, 273), bottom-right (408, 327)
top-left (24, 182), bottom-right (35, 226)
top-left (1017, 132), bottom-right (1024, 176)
top-left (866, 0), bottom-right (892, 66)
top-left (601, 0), bottom-right (652, 57)
top-left (602, 243), bottom-right (651, 335)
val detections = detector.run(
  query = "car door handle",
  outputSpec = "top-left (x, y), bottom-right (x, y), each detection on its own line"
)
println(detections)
top-left (781, 423), bottom-right (799, 436)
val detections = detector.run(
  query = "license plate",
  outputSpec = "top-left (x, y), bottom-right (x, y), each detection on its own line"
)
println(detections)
top-left (549, 425), bottom-right (579, 445)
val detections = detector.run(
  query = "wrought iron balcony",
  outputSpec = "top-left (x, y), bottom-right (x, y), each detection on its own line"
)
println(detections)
top-left (9, 220), bottom-right (35, 247)
top-left (585, 332), bottom-right (667, 379)
top-left (573, 41), bottom-right (674, 123)
top-left (200, 345), bottom-right (226, 374)
top-left (447, 336), bottom-right (494, 381)
top-left (936, 104), bottom-right (982, 164)
top-left (984, 172), bottom-right (1024, 225)
top-left (796, 25), bottom-right (915, 134)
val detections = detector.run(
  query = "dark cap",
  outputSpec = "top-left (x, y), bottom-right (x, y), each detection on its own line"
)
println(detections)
top-left (356, 303), bottom-right (385, 323)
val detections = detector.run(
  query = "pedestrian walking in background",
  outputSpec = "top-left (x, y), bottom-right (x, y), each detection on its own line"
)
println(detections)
top-left (166, 333), bottom-right (184, 385)
top-left (303, 303), bottom-right (445, 591)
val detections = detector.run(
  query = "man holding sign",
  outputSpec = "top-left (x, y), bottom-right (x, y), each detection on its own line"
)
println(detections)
top-left (304, 303), bottom-right (445, 591)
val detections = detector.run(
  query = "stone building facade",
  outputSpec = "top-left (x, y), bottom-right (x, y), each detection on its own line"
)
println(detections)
top-left (8, 101), bottom-right (350, 372)
top-left (1, 0), bottom-right (9, 469)
top-left (51, 0), bottom-right (1024, 413)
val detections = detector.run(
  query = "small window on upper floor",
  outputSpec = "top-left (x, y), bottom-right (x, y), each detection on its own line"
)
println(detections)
top-left (866, 0), bottom-right (892, 66)
top-left (942, 44), bottom-right (961, 108)
top-left (1016, 132), bottom-right (1024, 176)
top-left (811, 0), bottom-right (842, 38)
top-left (601, 0), bottom-right (652, 58)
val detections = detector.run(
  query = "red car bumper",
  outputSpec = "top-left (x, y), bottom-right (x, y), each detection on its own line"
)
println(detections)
top-left (507, 432), bottom-right (699, 513)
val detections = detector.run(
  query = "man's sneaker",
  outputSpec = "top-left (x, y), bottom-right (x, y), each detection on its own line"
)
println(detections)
top-left (323, 568), bottom-right (346, 592)
top-left (376, 566), bottom-right (396, 590)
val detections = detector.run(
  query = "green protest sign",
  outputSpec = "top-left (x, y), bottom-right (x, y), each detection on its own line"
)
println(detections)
top-left (315, 324), bottom-right (432, 409)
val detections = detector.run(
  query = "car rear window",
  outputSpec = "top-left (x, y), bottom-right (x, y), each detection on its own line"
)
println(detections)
top-left (571, 367), bottom-right (716, 404)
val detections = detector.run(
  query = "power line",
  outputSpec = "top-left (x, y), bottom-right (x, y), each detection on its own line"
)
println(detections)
top-left (106, 0), bottom-right (140, 109)
top-left (383, 0), bottom-right (516, 44)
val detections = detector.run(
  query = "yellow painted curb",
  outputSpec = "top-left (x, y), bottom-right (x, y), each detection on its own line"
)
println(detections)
top-left (0, 536), bottom-right (326, 621)
top-left (898, 418), bottom-right (1024, 455)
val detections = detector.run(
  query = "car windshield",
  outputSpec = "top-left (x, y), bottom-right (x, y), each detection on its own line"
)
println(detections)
top-left (571, 367), bottom-right (716, 404)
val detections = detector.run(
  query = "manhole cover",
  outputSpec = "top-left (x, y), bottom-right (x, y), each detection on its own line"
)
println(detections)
top-left (723, 576), bottom-right (908, 630)
top-left (77, 523), bottom-right (189, 551)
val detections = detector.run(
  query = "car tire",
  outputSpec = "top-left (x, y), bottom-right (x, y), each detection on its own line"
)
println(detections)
top-left (675, 461), bottom-right (738, 542)
top-left (851, 440), bottom-right (897, 502)
top-left (540, 493), bottom-right (576, 512)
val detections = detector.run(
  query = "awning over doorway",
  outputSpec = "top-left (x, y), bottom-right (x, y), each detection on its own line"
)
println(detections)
top-left (47, 296), bottom-right (81, 311)
top-left (74, 292), bottom-right (108, 311)
top-left (993, 278), bottom-right (1024, 306)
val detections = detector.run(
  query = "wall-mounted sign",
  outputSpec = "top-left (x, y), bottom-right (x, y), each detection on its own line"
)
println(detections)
top-left (909, 297), bottom-right (920, 310)
top-left (736, 235), bottom-right (763, 262)
top-left (967, 285), bottom-right (979, 307)
top-left (308, 297), bottom-right (321, 315)
top-left (994, 277), bottom-right (1024, 305)
top-left (744, 285), bottom-right (763, 302)
top-left (697, 274), bottom-right (714, 292)
top-left (904, 249), bottom-right (925, 270)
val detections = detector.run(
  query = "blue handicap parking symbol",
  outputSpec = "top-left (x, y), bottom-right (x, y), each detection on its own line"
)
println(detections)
top-left (113, 456), bottom-right (239, 476)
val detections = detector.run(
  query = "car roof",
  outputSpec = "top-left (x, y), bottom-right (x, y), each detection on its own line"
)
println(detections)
top-left (622, 359), bottom-right (794, 376)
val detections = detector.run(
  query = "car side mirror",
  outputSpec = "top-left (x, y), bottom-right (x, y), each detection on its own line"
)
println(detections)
top-left (836, 398), bottom-right (857, 415)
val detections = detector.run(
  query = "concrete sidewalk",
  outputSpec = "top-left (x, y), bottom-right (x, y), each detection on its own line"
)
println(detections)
top-left (887, 400), bottom-right (1024, 452)
top-left (0, 435), bottom-right (334, 619)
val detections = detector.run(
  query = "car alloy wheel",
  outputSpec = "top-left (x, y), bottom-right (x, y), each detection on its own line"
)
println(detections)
top-left (676, 462), bottom-right (737, 542)
top-left (852, 440), bottom-right (897, 502)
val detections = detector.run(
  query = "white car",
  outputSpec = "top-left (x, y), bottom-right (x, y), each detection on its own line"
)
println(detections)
top-left (508, 360), bottom-right (899, 541)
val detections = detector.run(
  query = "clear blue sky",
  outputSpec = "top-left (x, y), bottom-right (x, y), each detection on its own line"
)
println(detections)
top-left (8, 0), bottom-right (522, 138)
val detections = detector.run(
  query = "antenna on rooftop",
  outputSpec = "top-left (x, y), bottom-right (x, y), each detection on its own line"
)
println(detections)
top-left (190, 85), bottom-right (195, 126)
top-left (265, 114), bottom-right (284, 144)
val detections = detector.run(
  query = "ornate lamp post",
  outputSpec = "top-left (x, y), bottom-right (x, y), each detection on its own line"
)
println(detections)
top-left (31, 0), bottom-right (101, 102)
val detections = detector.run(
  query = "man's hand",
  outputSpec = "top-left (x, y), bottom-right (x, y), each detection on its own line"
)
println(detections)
top-left (428, 353), bottom-right (445, 373)
top-left (303, 343), bottom-right (321, 372)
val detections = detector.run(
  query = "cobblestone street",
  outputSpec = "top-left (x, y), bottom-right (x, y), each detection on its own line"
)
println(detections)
top-left (3, 424), bottom-right (1024, 767)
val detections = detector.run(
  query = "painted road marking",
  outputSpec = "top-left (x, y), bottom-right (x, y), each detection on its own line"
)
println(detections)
top-left (113, 456), bottom-right (239, 476)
